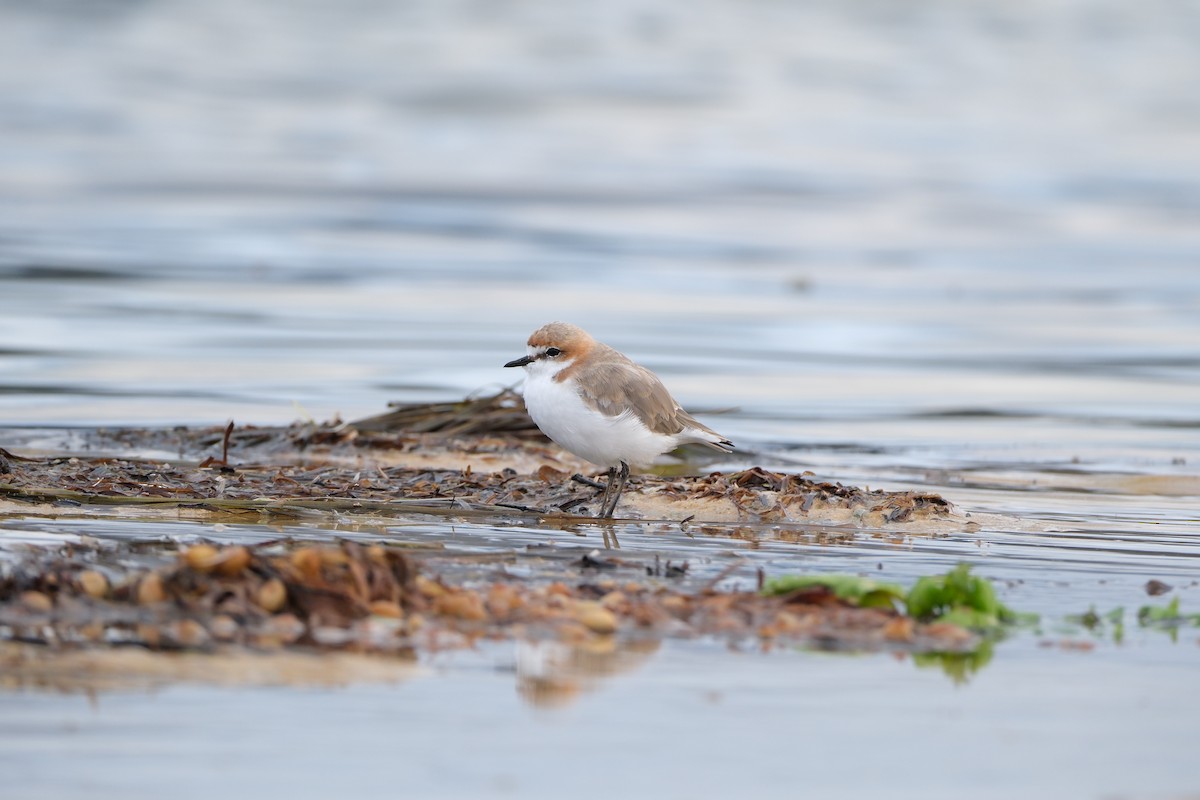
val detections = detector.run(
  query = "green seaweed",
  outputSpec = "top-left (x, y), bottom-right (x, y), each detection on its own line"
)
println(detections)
top-left (761, 574), bottom-right (906, 609)
top-left (1064, 599), bottom-right (1200, 645)
top-left (763, 563), bottom-right (1035, 634)
top-left (904, 563), bottom-right (1033, 632)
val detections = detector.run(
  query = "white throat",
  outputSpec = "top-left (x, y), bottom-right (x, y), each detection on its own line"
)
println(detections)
top-left (524, 352), bottom-right (574, 382)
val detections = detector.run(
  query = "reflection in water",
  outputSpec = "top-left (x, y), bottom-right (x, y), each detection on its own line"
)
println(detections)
top-left (516, 638), bottom-right (661, 709)
top-left (913, 641), bottom-right (995, 686)
top-left (0, 643), bottom-right (422, 694)
top-left (0, 632), bottom-right (1000, 701)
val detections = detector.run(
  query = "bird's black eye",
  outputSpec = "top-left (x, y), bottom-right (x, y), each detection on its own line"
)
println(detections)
top-left (545, 347), bottom-right (562, 357)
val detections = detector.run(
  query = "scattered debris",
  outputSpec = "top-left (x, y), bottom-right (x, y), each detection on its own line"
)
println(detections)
top-left (196, 420), bottom-right (236, 471)
top-left (646, 555), bottom-right (689, 578)
top-left (1145, 579), bottom-right (1173, 596)
top-left (579, 550), bottom-right (619, 570)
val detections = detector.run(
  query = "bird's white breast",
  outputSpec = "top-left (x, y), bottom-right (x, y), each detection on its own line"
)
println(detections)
top-left (522, 368), bottom-right (676, 468)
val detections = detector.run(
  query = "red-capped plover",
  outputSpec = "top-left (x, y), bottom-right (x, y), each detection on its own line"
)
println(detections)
top-left (505, 322), bottom-right (733, 518)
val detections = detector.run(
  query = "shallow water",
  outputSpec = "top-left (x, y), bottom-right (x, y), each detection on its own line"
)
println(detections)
top-left (5, 640), bottom-right (1199, 800)
top-left (1, 0), bottom-right (1199, 797)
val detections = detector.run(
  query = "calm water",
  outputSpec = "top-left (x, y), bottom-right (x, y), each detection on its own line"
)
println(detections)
top-left (1, 0), bottom-right (1199, 797)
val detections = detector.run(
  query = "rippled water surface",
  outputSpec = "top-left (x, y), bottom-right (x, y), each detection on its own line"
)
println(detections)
top-left (1, 0), bottom-right (1199, 797)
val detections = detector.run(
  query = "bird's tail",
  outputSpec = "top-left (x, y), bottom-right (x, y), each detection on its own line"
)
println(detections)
top-left (684, 426), bottom-right (734, 454)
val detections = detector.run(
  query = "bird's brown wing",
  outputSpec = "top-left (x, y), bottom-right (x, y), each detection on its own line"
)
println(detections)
top-left (570, 349), bottom-right (687, 436)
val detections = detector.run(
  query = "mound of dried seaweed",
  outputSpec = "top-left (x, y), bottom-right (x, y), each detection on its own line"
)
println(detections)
top-left (0, 452), bottom-right (950, 524)
top-left (665, 466), bottom-right (952, 523)
top-left (0, 542), bottom-right (977, 656)
top-left (346, 388), bottom-right (541, 436)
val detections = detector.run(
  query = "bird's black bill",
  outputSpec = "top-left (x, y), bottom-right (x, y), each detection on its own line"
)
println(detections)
top-left (504, 355), bottom-right (534, 368)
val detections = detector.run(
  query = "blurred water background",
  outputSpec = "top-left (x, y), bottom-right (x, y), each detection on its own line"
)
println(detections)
top-left (1, 1), bottom-right (1199, 797)
top-left (2, 0), bottom-right (1197, 440)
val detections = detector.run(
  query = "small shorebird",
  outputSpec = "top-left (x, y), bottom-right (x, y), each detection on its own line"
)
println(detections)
top-left (505, 322), bottom-right (734, 518)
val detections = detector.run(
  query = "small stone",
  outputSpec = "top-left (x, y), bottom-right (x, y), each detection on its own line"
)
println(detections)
top-left (77, 570), bottom-right (109, 599)
top-left (183, 544), bottom-right (221, 572)
top-left (166, 619), bottom-right (210, 648)
top-left (291, 547), bottom-right (322, 579)
top-left (214, 546), bottom-right (251, 577)
top-left (368, 600), bottom-right (405, 619)
top-left (576, 602), bottom-right (617, 635)
top-left (434, 591), bottom-right (486, 621)
top-left (256, 578), bottom-right (288, 613)
top-left (415, 575), bottom-right (446, 599)
top-left (136, 573), bottom-right (166, 605)
top-left (262, 613), bottom-right (305, 644)
top-left (19, 591), bottom-right (52, 613)
top-left (210, 615), bottom-right (240, 641)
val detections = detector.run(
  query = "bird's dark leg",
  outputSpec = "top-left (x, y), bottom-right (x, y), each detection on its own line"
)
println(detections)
top-left (598, 461), bottom-right (629, 519)
top-left (594, 465), bottom-right (616, 516)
